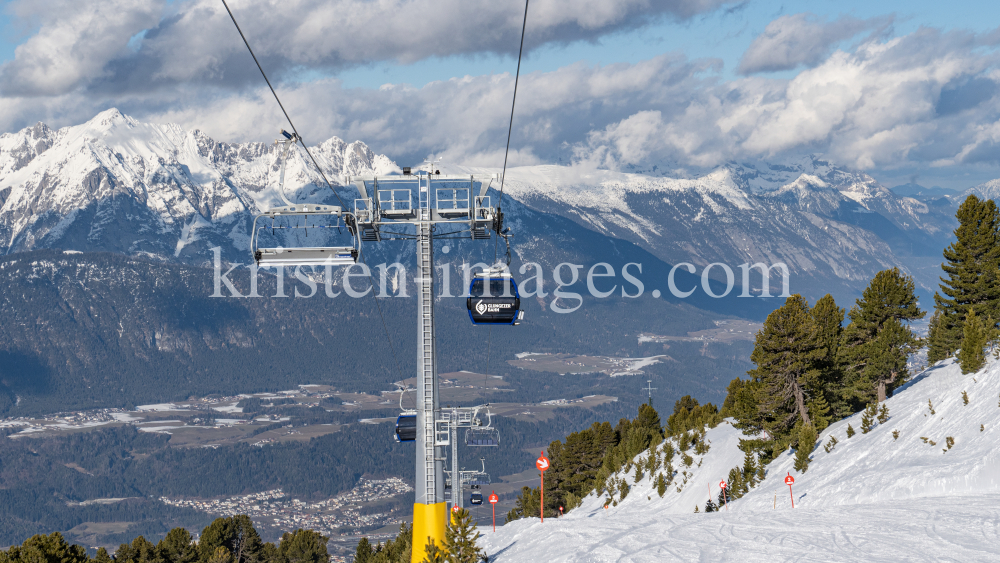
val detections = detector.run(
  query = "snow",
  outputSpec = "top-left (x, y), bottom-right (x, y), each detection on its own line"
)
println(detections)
top-left (136, 403), bottom-right (189, 412)
top-left (480, 356), bottom-right (1000, 561)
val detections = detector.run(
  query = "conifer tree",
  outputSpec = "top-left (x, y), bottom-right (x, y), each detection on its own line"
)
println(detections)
top-left (656, 473), bottom-right (667, 497)
top-left (422, 509), bottom-right (484, 563)
top-left (931, 195), bottom-right (1000, 360)
top-left (793, 423), bottom-right (816, 472)
top-left (736, 295), bottom-right (826, 455)
top-left (958, 309), bottom-right (988, 374)
top-left (354, 538), bottom-right (374, 563)
top-left (860, 403), bottom-right (877, 433)
top-left (841, 268), bottom-right (924, 405)
top-left (927, 310), bottom-right (949, 364)
top-left (158, 528), bottom-right (198, 563)
top-left (277, 530), bottom-right (328, 563)
top-left (811, 294), bottom-right (846, 419)
top-left (94, 548), bottom-right (114, 563)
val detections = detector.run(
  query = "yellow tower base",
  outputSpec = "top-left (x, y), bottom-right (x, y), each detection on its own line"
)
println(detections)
top-left (411, 502), bottom-right (447, 563)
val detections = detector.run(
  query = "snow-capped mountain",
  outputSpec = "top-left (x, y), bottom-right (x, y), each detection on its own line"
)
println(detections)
top-left (452, 157), bottom-right (956, 297)
top-left (481, 357), bottom-right (1000, 561)
top-left (961, 177), bottom-right (1000, 204)
top-left (0, 109), bottom-right (397, 263)
top-left (0, 110), bottom-right (957, 299)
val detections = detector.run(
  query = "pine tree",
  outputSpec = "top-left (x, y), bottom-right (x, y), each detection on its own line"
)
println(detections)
top-left (278, 529), bottom-right (328, 563)
top-left (931, 195), bottom-right (1000, 360)
top-left (737, 295), bottom-right (827, 456)
top-left (861, 403), bottom-right (877, 433)
top-left (794, 423), bottom-right (817, 472)
top-left (840, 268), bottom-right (924, 405)
top-left (440, 508), bottom-right (485, 563)
top-left (877, 403), bottom-right (889, 424)
top-left (958, 309), bottom-right (988, 374)
top-left (704, 498), bottom-right (717, 512)
top-left (157, 528), bottom-right (198, 563)
top-left (846, 424), bottom-right (855, 438)
top-left (927, 310), bottom-right (949, 364)
top-left (656, 473), bottom-right (667, 497)
top-left (811, 294), bottom-right (846, 419)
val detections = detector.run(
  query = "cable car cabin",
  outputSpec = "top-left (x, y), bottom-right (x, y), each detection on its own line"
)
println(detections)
top-left (469, 478), bottom-right (490, 488)
top-left (394, 414), bottom-right (416, 442)
top-left (467, 272), bottom-right (524, 325)
top-left (469, 493), bottom-right (484, 505)
top-left (465, 427), bottom-right (499, 447)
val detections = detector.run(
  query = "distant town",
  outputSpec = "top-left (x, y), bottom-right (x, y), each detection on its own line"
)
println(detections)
top-left (160, 478), bottom-right (413, 537)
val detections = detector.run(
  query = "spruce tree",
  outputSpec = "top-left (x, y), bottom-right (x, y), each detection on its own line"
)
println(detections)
top-left (958, 309), bottom-right (988, 374)
top-left (931, 195), bottom-right (1000, 360)
top-left (840, 268), bottom-right (924, 405)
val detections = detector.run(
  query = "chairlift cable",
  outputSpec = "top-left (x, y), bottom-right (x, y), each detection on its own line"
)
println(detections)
top-left (222, 0), bottom-right (405, 386)
top-left (483, 0), bottom-right (529, 401)
top-left (220, 0), bottom-right (348, 210)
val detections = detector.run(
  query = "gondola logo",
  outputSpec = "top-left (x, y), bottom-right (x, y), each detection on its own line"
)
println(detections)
top-left (475, 300), bottom-right (488, 315)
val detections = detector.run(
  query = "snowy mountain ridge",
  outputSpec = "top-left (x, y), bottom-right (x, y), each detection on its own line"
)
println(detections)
top-left (480, 357), bottom-right (1000, 561)
top-left (0, 109), bottom-right (960, 299)
top-left (0, 108), bottom-right (398, 262)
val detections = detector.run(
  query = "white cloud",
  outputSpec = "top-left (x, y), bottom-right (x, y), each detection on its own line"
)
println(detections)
top-left (579, 28), bottom-right (1000, 170)
top-left (0, 0), bottom-right (164, 96)
top-left (737, 12), bottom-right (892, 75)
top-left (0, 0), bottom-right (735, 97)
top-left (3, 21), bottom-right (1000, 177)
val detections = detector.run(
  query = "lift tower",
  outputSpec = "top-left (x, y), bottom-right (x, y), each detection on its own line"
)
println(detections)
top-left (349, 168), bottom-right (500, 562)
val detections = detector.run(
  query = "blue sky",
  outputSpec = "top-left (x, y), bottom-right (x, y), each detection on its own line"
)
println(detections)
top-left (2, 0), bottom-right (1000, 189)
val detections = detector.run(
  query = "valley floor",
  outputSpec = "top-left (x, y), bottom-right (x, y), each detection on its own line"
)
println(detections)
top-left (481, 494), bottom-right (1000, 562)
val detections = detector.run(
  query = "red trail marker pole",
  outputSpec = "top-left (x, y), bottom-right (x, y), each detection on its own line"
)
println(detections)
top-left (488, 491), bottom-right (499, 532)
top-left (784, 472), bottom-right (795, 508)
top-left (719, 480), bottom-right (728, 511)
top-left (536, 452), bottom-right (550, 523)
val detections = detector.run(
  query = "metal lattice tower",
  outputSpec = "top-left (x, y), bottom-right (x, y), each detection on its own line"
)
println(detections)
top-left (346, 170), bottom-right (500, 563)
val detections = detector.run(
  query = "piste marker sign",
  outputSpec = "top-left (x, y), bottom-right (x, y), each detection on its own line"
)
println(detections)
top-left (536, 454), bottom-right (550, 472)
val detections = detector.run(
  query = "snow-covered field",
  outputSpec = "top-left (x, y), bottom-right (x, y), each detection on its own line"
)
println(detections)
top-left (481, 357), bottom-right (1000, 561)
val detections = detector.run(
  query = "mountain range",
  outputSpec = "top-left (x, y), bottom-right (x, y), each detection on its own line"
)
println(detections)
top-left (2, 109), bottom-right (1000, 415)
top-left (3, 109), bottom-right (992, 304)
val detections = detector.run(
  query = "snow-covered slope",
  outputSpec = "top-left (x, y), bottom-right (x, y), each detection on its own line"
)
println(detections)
top-left (480, 357), bottom-right (1000, 561)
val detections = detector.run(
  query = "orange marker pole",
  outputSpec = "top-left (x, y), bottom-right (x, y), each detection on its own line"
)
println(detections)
top-left (540, 471), bottom-right (544, 523)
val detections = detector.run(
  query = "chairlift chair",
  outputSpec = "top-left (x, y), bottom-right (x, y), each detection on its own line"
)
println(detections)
top-left (465, 426), bottom-right (500, 447)
top-left (251, 204), bottom-right (359, 267)
top-left (467, 266), bottom-right (523, 325)
top-left (249, 129), bottom-right (360, 268)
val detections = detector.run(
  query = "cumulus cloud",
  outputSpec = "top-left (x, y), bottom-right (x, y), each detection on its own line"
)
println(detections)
top-left (737, 12), bottom-right (892, 75)
top-left (0, 0), bottom-right (734, 98)
top-left (3, 22), bottom-right (1000, 176)
top-left (1, 0), bottom-right (164, 96)
top-left (577, 28), bottom-right (1000, 171)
